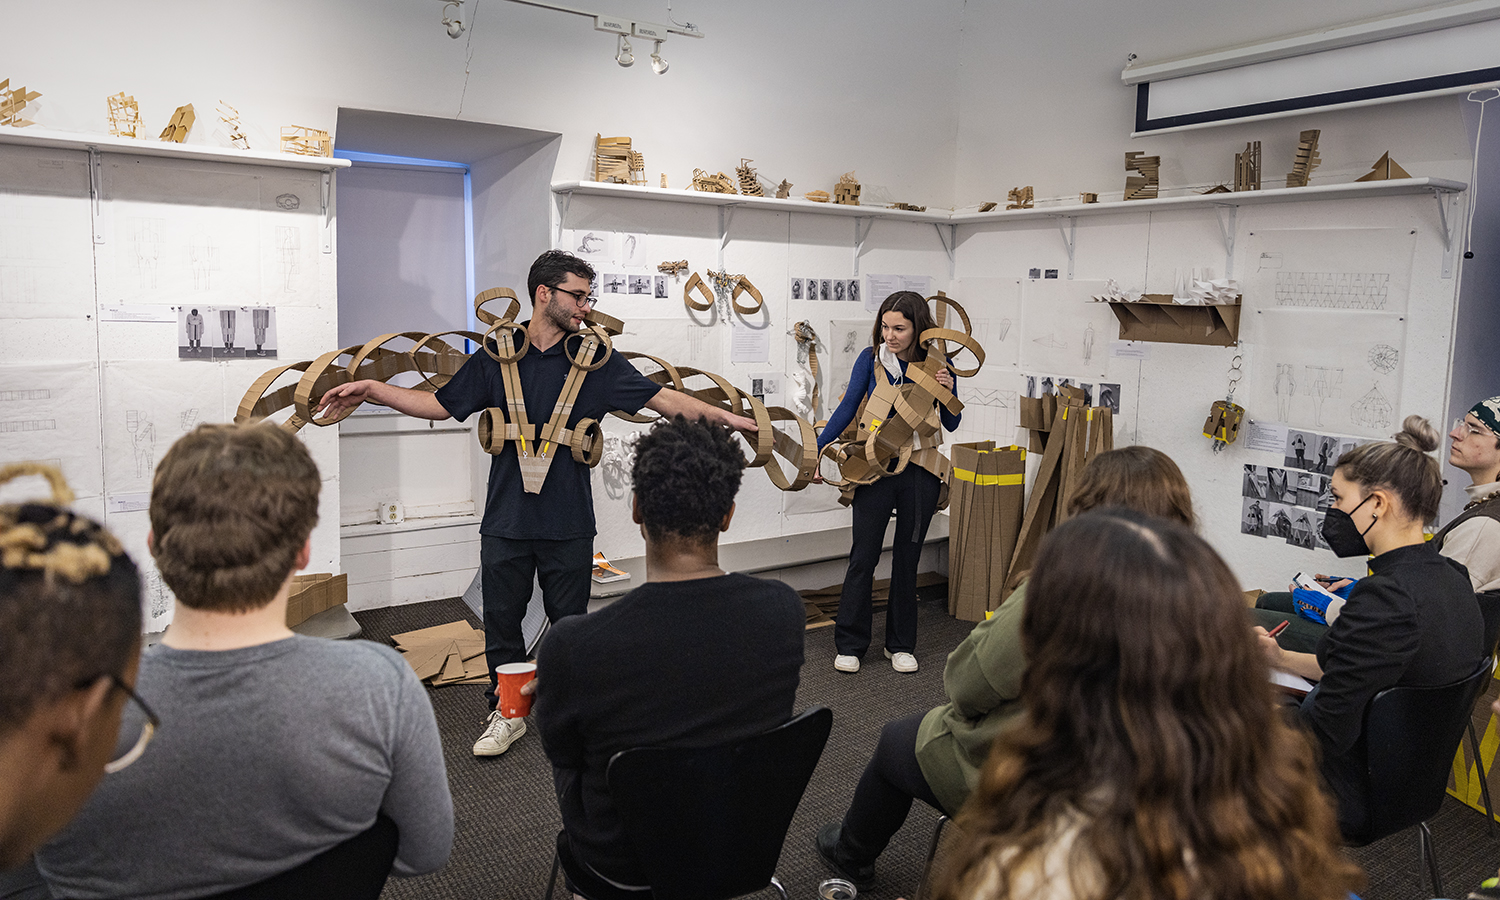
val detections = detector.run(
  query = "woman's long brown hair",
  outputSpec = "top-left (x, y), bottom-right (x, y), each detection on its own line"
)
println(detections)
top-left (868, 290), bottom-right (937, 361)
top-left (936, 509), bottom-right (1362, 900)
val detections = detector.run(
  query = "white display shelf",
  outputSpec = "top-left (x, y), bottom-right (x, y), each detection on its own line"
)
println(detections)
top-left (949, 177), bottom-right (1466, 223)
top-left (551, 179), bottom-right (952, 222)
top-left (0, 125), bottom-right (351, 171)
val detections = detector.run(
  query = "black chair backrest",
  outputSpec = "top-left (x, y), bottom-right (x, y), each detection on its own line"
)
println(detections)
top-left (1364, 657), bottom-right (1495, 841)
top-left (195, 814), bottom-right (399, 900)
top-left (1477, 591), bottom-right (1500, 657)
top-left (605, 706), bottom-right (834, 900)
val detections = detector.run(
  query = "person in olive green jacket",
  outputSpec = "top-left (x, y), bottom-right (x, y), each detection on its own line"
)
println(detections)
top-left (816, 446), bottom-right (1198, 887)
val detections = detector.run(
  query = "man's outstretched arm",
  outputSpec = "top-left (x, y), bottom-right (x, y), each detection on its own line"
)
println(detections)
top-left (645, 387), bottom-right (757, 434)
top-left (315, 380), bottom-right (451, 422)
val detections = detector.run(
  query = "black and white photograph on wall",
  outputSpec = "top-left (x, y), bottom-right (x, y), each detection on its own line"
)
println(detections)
top-left (1025, 374), bottom-right (1037, 398)
top-left (248, 307), bottom-right (278, 358)
top-left (1314, 512), bottom-right (1331, 550)
top-left (654, 275), bottom-right (668, 298)
top-left (1079, 383), bottom-right (1093, 406)
top-left (210, 307), bottom-right (248, 360)
top-left (1315, 477), bottom-right (1334, 511)
top-left (1287, 508), bottom-right (1318, 549)
top-left (588, 279), bottom-right (600, 300)
top-left (1040, 376), bottom-right (1056, 396)
top-left (848, 279), bottom-right (860, 305)
top-left (1242, 465), bottom-right (1268, 500)
top-left (1283, 429), bottom-right (1317, 470)
top-left (1266, 467), bottom-right (1294, 504)
top-left (790, 278), bottom-right (803, 300)
top-left (833, 280), bottom-right (846, 303)
top-left (1241, 497), bottom-right (1266, 537)
top-left (1312, 435), bottom-right (1339, 474)
top-left (178, 306), bottom-right (210, 360)
top-left (602, 273), bottom-right (628, 295)
top-left (820, 279), bottom-right (832, 302)
top-left (628, 275), bottom-right (651, 295)
top-left (1266, 502), bottom-right (1295, 540)
top-left (1097, 382), bottom-right (1120, 414)
top-left (1294, 471), bottom-right (1322, 507)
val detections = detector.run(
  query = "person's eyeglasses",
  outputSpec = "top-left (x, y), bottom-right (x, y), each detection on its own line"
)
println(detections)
top-left (549, 284), bottom-right (596, 308)
top-left (90, 674), bottom-right (159, 774)
top-left (1453, 417), bottom-right (1495, 439)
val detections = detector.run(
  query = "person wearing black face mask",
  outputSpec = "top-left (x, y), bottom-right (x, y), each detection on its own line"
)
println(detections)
top-left (1254, 415), bottom-right (1484, 839)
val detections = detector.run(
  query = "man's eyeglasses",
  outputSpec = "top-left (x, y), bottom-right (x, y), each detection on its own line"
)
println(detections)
top-left (1453, 417), bottom-right (1496, 439)
top-left (549, 284), bottom-right (596, 309)
top-left (81, 674), bottom-right (159, 774)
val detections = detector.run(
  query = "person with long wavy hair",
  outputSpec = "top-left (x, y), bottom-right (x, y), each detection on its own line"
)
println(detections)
top-left (935, 509), bottom-right (1362, 900)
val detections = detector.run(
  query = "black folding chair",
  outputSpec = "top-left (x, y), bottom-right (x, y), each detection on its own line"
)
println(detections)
top-left (546, 706), bottom-right (834, 900)
top-left (1347, 657), bottom-right (1495, 898)
top-left (196, 814), bottom-right (399, 900)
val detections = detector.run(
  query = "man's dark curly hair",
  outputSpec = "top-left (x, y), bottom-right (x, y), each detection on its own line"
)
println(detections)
top-left (632, 415), bottom-right (745, 543)
top-left (527, 250), bottom-right (596, 305)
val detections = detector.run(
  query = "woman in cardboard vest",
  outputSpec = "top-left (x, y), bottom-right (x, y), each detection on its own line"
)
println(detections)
top-left (817, 292), bottom-right (960, 674)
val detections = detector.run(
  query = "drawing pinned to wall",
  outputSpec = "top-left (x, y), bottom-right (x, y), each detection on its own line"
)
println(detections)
top-left (620, 232), bottom-right (647, 268)
top-left (1247, 228), bottom-right (1416, 315)
top-left (0, 363), bottom-right (104, 503)
top-left (600, 429), bottom-right (641, 501)
top-left (830, 318), bottom-right (873, 401)
top-left (275, 226), bottom-right (299, 292)
top-left (102, 508), bottom-right (176, 629)
top-left (257, 172), bottom-right (320, 304)
top-left (949, 380), bottom-right (1024, 448)
top-left (1249, 309), bottom-right (1405, 438)
top-left (0, 174), bottom-right (96, 319)
top-left (573, 230), bottom-right (612, 262)
top-left (864, 274), bottom-right (931, 313)
top-left (1019, 279), bottom-right (1112, 379)
top-left (102, 361), bottom-right (225, 496)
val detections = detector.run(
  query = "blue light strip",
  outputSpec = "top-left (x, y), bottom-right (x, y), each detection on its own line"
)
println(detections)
top-left (332, 149), bottom-right (471, 169)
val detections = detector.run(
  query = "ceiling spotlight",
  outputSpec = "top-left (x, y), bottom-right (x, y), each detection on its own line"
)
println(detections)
top-left (442, 1), bottom-right (464, 38)
top-left (650, 40), bottom-right (669, 74)
top-left (615, 34), bottom-right (635, 67)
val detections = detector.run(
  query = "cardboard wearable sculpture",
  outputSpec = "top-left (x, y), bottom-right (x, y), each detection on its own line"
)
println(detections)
top-left (817, 292), bottom-right (986, 506)
top-left (234, 288), bottom-right (821, 494)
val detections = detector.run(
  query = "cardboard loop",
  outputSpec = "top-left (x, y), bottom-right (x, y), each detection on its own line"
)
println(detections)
top-left (409, 330), bottom-right (484, 391)
top-left (474, 287), bottom-right (521, 327)
top-left (563, 326), bottom-right (613, 371)
top-left (683, 272), bottom-right (715, 312)
top-left (929, 293), bottom-right (972, 337)
top-left (922, 327), bottom-right (985, 378)
top-left (610, 352), bottom-right (685, 424)
top-left (477, 409), bottom-right (536, 455)
top-left (585, 308), bottom-right (625, 336)
top-left (762, 406), bottom-right (819, 491)
top-left (482, 320), bottom-right (530, 364)
top-left (816, 443), bottom-right (855, 487)
top-left (236, 360), bottom-right (314, 433)
top-left (731, 278), bottom-right (764, 316)
top-left (865, 430), bottom-right (913, 478)
top-left (570, 418), bottom-right (604, 466)
top-left (346, 332), bottom-right (435, 386)
top-left (295, 345), bottom-right (367, 427)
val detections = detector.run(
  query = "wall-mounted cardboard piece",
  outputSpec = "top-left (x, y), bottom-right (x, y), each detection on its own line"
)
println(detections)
top-left (1102, 293), bottom-right (1241, 347)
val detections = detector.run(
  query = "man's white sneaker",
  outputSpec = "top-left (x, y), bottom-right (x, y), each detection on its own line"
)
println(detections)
top-left (834, 654), bottom-right (861, 673)
top-left (473, 711), bottom-right (527, 757)
top-left (885, 650), bottom-right (919, 673)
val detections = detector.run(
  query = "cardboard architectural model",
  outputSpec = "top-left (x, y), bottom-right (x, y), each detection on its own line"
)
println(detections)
top-left (1285, 130), bottom-right (1321, 188)
top-left (1006, 186), bottom-right (1034, 210)
top-left (804, 190), bottom-right (831, 203)
top-left (774, 179), bottom-right (792, 199)
top-left (593, 135), bottom-right (645, 184)
top-left (280, 125), bottom-right (332, 157)
top-left (218, 101), bottom-right (249, 149)
top-left (833, 171), bottom-right (861, 206)
top-left (0, 79), bottom-right (41, 127)
top-left (889, 202), bottom-right (926, 211)
top-left (656, 259), bottom-right (689, 276)
top-left (1235, 140), bottom-right (1261, 191)
top-left (736, 159), bottom-right (764, 197)
top-left (159, 104), bottom-right (195, 143)
top-left (107, 92), bottom-right (141, 138)
top-left (1123, 151), bottom-right (1160, 201)
top-left (691, 168), bottom-right (736, 194)
top-left (1078, 193), bottom-right (1098, 204)
top-left (1355, 151), bottom-right (1412, 182)
top-left (977, 201), bottom-right (998, 212)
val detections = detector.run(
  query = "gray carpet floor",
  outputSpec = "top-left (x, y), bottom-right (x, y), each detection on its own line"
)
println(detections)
top-left (354, 595), bottom-right (1500, 900)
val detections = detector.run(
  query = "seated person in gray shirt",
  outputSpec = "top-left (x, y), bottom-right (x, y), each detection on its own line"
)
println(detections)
top-left (0, 463), bottom-right (143, 872)
top-left (36, 423), bottom-right (454, 899)
top-left (535, 416), bottom-right (806, 891)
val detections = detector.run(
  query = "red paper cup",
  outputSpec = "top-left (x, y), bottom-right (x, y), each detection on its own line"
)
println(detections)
top-left (495, 662), bottom-right (537, 719)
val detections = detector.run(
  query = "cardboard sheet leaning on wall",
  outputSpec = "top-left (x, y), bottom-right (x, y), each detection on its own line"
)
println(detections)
top-left (233, 288), bottom-right (823, 494)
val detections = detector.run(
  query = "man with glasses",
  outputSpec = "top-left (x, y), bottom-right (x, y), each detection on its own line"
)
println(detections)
top-left (0, 464), bottom-right (145, 875)
top-left (316, 250), bottom-right (754, 757)
top-left (36, 423), bottom-right (453, 898)
top-left (1435, 396), bottom-right (1500, 648)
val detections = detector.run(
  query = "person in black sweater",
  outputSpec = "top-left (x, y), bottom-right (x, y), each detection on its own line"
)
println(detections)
top-left (534, 416), bottom-right (805, 891)
top-left (1257, 415), bottom-right (1485, 838)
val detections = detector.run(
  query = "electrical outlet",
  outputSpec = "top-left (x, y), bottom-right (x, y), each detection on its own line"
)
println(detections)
top-left (380, 500), bottom-right (405, 525)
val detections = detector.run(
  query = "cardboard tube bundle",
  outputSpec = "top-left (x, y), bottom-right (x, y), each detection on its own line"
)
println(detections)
top-left (235, 287), bottom-right (819, 493)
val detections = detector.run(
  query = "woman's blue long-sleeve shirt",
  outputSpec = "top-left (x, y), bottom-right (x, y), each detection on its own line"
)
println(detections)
top-left (816, 346), bottom-right (961, 450)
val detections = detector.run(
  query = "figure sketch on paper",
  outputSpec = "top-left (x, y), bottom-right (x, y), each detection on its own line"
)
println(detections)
top-left (1302, 365), bottom-right (1343, 427)
top-left (189, 229), bottom-right (218, 291)
top-left (277, 226), bottom-right (300, 292)
top-left (576, 233), bottom-right (604, 255)
top-left (126, 410), bottom-right (156, 479)
top-left (600, 431), bottom-right (640, 501)
top-left (996, 318), bottom-right (1012, 342)
top-left (131, 218), bottom-right (163, 289)
top-left (1351, 383), bottom-right (1394, 431)
top-left (1082, 323), bottom-right (1095, 364)
top-left (179, 408), bottom-right (199, 432)
top-left (1274, 364), bottom-right (1296, 421)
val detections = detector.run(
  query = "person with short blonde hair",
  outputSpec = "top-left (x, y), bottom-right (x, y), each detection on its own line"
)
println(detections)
top-left (36, 423), bottom-right (454, 898)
